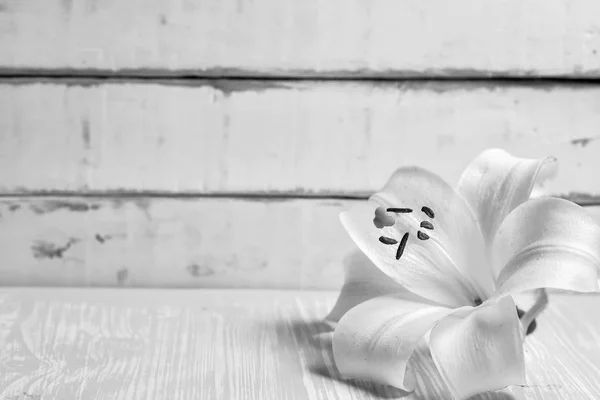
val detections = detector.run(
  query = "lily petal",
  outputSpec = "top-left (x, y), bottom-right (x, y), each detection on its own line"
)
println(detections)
top-left (332, 294), bottom-right (453, 392)
top-left (341, 167), bottom-right (494, 308)
top-left (494, 197), bottom-right (600, 295)
top-left (430, 296), bottom-right (525, 400)
top-left (326, 250), bottom-right (429, 324)
top-left (457, 149), bottom-right (557, 247)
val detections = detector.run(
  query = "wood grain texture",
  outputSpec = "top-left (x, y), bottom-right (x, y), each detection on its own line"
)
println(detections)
top-left (1, 198), bottom-right (599, 289)
top-left (1, 0), bottom-right (600, 76)
top-left (2, 81), bottom-right (600, 200)
top-left (0, 288), bottom-right (598, 399)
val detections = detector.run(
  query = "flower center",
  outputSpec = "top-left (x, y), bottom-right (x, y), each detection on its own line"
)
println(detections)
top-left (373, 205), bottom-right (436, 260)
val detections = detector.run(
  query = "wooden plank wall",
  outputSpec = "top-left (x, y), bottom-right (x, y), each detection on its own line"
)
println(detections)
top-left (1, 0), bottom-right (600, 289)
top-left (2, 0), bottom-right (600, 76)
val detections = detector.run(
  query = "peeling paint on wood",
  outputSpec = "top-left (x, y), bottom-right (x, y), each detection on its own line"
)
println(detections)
top-left (0, 198), bottom-right (359, 288)
top-left (0, 77), bottom-right (290, 93)
top-left (81, 118), bottom-right (91, 149)
top-left (27, 200), bottom-right (101, 214)
top-left (94, 233), bottom-right (111, 243)
top-left (31, 238), bottom-right (78, 259)
top-left (1, 0), bottom-right (600, 76)
top-left (187, 264), bottom-right (214, 277)
top-left (0, 288), bottom-right (597, 399)
top-left (116, 267), bottom-right (128, 285)
top-left (570, 137), bottom-right (598, 147)
top-left (2, 82), bottom-right (600, 197)
top-left (558, 192), bottom-right (600, 206)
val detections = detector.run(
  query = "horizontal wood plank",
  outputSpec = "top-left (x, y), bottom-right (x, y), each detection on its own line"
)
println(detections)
top-left (0, 197), bottom-right (357, 289)
top-left (1, 0), bottom-right (600, 76)
top-left (0, 198), bottom-right (598, 289)
top-left (2, 81), bottom-right (600, 200)
top-left (0, 288), bottom-right (598, 399)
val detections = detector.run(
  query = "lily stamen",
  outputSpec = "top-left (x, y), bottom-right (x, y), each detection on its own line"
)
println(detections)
top-left (420, 221), bottom-right (434, 230)
top-left (417, 230), bottom-right (430, 241)
top-left (387, 207), bottom-right (413, 213)
top-left (378, 236), bottom-right (398, 245)
top-left (396, 232), bottom-right (409, 260)
top-left (421, 206), bottom-right (435, 218)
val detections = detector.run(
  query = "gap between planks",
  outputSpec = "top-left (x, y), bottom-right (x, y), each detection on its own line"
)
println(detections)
top-left (0, 191), bottom-right (372, 201)
top-left (4, 72), bottom-right (600, 83)
top-left (3, 75), bottom-right (600, 88)
top-left (1, 192), bottom-right (600, 206)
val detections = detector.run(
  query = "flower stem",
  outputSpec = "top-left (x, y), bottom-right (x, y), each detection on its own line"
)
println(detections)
top-left (521, 289), bottom-right (548, 336)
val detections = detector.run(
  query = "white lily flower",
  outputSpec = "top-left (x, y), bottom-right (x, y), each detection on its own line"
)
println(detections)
top-left (327, 149), bottom-right (600, 400)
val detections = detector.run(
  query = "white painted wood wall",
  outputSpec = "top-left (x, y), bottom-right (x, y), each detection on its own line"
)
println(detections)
top-left (1, 0), bottom-right (600, 289)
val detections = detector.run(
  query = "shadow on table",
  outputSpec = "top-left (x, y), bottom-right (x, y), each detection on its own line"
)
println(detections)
top-left (274, 318), bottom-right (524, 400)
top-left (275, 318), bottom-right (409, 399)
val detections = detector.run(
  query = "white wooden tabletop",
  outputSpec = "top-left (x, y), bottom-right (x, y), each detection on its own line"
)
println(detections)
top-left (0, 288), bottom-right (598, 400)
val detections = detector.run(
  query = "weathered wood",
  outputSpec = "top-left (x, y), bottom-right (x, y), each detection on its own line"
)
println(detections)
top-left (1, 0), bottom-right (600, 76)
top-left (2, 81), bottom-right (600, 200)
top-left (0, 198), bottom-right (598, 289)
top-left (0, 288), bottom-right (598, 399)
top-left (0, 197), bottom-right (357, 289)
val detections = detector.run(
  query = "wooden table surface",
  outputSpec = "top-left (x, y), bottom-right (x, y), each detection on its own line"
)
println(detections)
top-left (0, 288), bottom-right (598, 400)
